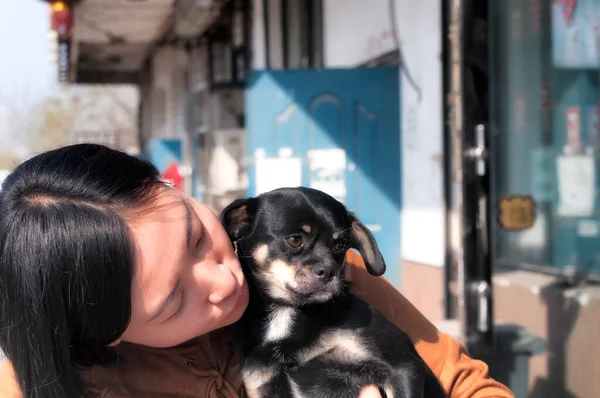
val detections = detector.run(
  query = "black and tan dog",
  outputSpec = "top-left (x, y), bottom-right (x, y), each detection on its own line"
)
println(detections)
top-left (220, 187), bottom-right (446, 398)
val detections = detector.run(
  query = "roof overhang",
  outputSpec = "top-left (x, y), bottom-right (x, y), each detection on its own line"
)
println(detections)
top-left (73, 0), bottom-right (175, 84)
top-left (43, 0), bottom-right (225, 84)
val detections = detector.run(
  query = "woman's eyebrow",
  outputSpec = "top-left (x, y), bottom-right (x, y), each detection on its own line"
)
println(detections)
top-left (149, 279), bottom-right (180, 321)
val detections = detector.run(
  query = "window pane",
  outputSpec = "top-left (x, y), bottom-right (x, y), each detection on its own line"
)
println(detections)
top-left (311, 0), bottom-right (324, 68)
top-left (285, 0), bottom-right (303, 68)
top-left (284, 0), bottom-right (323, 69)
top-left (490, 0), bottom-right (600, 276)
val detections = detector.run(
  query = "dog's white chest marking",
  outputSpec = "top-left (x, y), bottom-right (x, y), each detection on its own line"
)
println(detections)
top-left (265, 306), bottom-right (296, 342)
top-left (298, 329), bottom-right (372, 365)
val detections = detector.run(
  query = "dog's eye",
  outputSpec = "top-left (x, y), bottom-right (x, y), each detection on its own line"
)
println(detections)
top-left (333, 238), bottom-right (348, 251)
top-left (286, 235), bottom-right (304, 248)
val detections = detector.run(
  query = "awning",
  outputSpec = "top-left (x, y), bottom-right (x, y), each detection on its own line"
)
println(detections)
top-left (70, 0), bottom-right (175, 83)
top-left (46, 0), bottom-right (225, 84)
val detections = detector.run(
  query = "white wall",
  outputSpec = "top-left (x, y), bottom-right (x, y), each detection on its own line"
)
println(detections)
top-left (0, 170), bottom-right (10, 190)
top-left (251, 0), bottom-right (446, 268)
top-left (323, 0), bottom-right (396, 67)
top-left (253, 0), bottom-right (398, 69)
top-left (395, 0), bottom-right (445, 267)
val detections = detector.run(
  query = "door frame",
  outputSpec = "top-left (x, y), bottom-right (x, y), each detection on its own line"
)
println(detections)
top-left (446, 0), bottom-right (495, 359)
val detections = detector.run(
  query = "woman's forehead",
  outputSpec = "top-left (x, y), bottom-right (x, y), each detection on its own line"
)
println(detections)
top-left (128, 191), bottom-right (190, 285)
top-left (131, 190), bottom-right (188, 223)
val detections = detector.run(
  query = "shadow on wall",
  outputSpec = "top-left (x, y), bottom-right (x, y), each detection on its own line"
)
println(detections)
top-left (493, 266), bottom-right (596, 398)
top-left (528, 279), bottom-right (581, 398)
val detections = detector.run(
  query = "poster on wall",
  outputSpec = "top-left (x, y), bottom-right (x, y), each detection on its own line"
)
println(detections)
top-left (497, 195), bottom-right (537, 231)
top-left (556, 154), bottom-right (595, 217)
top-left (255, 156), bottom-right (302, 195)
top-left (552, 0), bottom-right (600, 68)
top-left (307, 148), bottom-right (347, 204)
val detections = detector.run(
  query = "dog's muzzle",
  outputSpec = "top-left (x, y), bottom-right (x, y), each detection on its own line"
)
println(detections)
top-left (292, 262), bottom-right (343, 297)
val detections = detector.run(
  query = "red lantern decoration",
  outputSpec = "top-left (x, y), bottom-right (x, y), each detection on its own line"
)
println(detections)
top-left (162, 162), bottom-right (185, 192)
top-left (50, 2), bottom-right (73, 38)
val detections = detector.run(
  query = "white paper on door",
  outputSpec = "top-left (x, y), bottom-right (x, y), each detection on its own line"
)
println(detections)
top-left (556, 155), bottom-right (595, 217)
top-left (255, 156), bottom-right (302, 195)
top-left (307, 148), bottom-right (347, 203)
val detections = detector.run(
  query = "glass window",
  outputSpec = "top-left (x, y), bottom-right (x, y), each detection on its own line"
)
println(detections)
top-left (283, 0), bottom-right (323, 69)
top-left (490, 0), bottom-right (600, 277)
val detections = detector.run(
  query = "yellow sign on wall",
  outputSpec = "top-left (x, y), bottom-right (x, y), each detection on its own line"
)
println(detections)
top-left (498, 195), bottom-right (536, 231)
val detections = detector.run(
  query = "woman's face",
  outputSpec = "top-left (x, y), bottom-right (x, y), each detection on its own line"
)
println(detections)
top-left (118, 189), bottom-right (249, 348)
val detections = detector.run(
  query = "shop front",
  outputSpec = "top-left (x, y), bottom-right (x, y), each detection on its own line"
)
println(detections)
top-left (453, 0), bottom-right (600, 396)
top-left (491, 0), bottom-right (600, 282)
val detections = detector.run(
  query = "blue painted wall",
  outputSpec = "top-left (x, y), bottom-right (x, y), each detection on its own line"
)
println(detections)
top-left (245, 68), bottom-right (403, 286)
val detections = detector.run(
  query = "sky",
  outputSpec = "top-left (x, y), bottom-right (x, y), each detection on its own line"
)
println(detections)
top-left (0, 1), bottom-right (55, 153)
top-left (0, 1), bottom-right (55, 98)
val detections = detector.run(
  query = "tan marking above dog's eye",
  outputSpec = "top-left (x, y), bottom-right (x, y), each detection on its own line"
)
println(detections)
top-left (286, 235), bottom-right (303, 248)
top-left (332, 232), bottom-right (339, 240)
top-left (302, 225), bottom-right (311, 233)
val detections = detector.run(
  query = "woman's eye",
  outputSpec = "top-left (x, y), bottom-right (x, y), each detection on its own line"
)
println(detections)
top-left (166, 292), bottom-right (185, 321)
top-left (286, 235), bottom-right (304, 248)
top-left (195, 225), bottom-right (204, 249)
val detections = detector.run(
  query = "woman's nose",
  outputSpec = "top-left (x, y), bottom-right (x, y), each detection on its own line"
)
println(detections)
top-left (194, 262), bottom-right (237, 305)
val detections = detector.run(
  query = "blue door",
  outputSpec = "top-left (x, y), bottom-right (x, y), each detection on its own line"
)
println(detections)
top-left (245, 68), bottom-right (402, 287)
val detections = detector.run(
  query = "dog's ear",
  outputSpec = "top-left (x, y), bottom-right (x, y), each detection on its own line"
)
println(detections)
top-left (348, 213), bottom-right (386, 276)
top-left (219, 197), bottom-right (258, 241)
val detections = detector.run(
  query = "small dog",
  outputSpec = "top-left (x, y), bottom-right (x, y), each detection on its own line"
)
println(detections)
top-left (220, 187), bottom-right (446, 398)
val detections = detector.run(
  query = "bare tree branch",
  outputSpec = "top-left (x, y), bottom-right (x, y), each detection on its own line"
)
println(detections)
top-left (0, 84), bottom-right (139, 163)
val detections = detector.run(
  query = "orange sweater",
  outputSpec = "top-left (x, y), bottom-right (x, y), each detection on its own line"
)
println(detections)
top-left (0, 253), bottom-right (514, 397)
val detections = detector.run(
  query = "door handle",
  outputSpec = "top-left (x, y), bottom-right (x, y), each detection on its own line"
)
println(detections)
top-left (476, 281), bottom-right (490, 333)
top-left (465, 124), bottom-right (488, 176)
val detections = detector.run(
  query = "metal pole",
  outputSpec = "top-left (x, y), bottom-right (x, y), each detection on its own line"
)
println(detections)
top-left (449, 0), bottom-right (466, 342)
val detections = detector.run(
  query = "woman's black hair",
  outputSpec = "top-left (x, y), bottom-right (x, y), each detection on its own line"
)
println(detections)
top-left (0, 144), bottom-right (163, 397)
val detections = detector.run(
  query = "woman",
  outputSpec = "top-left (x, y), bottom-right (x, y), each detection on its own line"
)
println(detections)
top-left (0, 144), bottom-right (513, 398)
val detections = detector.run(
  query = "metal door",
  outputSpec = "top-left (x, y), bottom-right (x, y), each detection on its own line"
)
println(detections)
top-left (245, 68), bottom-right (402, 286)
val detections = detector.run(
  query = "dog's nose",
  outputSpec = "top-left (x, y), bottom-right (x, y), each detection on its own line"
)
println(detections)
top-left (312, 265), bottom-right (334, 282)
